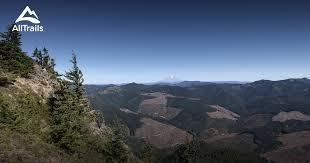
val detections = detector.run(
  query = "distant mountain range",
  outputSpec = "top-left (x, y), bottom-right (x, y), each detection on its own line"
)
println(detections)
top-left (85, 80), bottom-right (249, 87)
top-left (85, 77), bottom-right (310, 163)
top-left (146, 76), bottom-right (250, 86)
top-left (155, 80), bottom-right (249, 87)
top-left (87, 78), bottom-right (310, 87)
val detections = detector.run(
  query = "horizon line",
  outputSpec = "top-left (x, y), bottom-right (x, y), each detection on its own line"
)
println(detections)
top-left (83, 77), bottom-right (309, 85)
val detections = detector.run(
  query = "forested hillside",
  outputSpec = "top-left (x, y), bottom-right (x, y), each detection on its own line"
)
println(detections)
top-left (86, 78), bottom-right (310, 162)
top-left (0, 25), bottom-right (131, 162)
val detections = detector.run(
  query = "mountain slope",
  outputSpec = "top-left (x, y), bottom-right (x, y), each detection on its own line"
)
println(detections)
top-left (0, 25), bottom-right (133, 163)
top-left (86, 79), bottom-right (310, 162)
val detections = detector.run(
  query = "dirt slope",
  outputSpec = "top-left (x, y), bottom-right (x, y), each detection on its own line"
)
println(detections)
top-left (272, 111), bottom-right (310, 122)
top-left (263, 131), bottom-right (310, 163)
top-left (135, 118), bottom-right (192, 149)
top-left (207, 105), bottom-right (240, 121)
top-left (139, 92), bottom-right (181, 119)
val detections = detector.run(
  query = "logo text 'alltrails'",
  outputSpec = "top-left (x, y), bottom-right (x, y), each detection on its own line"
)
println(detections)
top-left (12, 6), bottom-right (44, 32)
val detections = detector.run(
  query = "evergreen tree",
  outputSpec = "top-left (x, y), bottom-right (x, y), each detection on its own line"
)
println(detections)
top-left (32, 47), bottom-right (58, 77)
top-left (33, 48), bottom-right (43, 68)
top-left (0, 24), bottom-right (22, 51)
top-left (48, 80), bottom-right (85, 153)
top-left (32, 48), bottom-right (39, 63)
top-left (169, 138), bottom-right (198, 163)
top-left (50, 58), bottom-right (56, 69)
top-left (49, 56), bottom-right (90, 154)
top-left (65, 52), bottom-right (85, 104)
top-left (42, 47), bottom-right (50, 68)
top-left (0, 24), bottom-right (33, 77)
top-left (32, 47), bottom-right (48, 68)
top-left (103, 125), bottom-right (129, 163)
top-left (141, 143), bottom-right (152, 163)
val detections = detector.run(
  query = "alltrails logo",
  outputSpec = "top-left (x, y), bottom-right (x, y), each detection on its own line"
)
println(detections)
top-left (12, 6), bottom-right (44, 32)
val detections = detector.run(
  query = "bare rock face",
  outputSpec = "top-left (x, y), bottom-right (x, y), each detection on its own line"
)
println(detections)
top-left (272, 111), bottom-right (310, 122)
top-left (135, 118), bottom-right (192, 149)
top-left (88, 110), bottom-right (108, 135)
top-left (14, 65), bottom-right (59, 99)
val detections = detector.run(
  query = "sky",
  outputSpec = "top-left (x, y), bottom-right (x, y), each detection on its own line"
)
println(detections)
top-left (1, 0), bottom-right (310, 84)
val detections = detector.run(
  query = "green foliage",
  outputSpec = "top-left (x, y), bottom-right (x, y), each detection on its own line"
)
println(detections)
top-left (0, 68), bottom-right (17, 86)
top-left (47, 53), bottom-right (131, 161)
top-left (118, 111), bottom-right (142, 135)
top-left (167, 98), bottom-right (237, 134)
top-left (0, 86), bottom-right (86, 162)
top-left (65, 53), bottom-right (85, 101)
top-left (0, 94), bottom-right (15, 124)
top-left (0, 24), bottom-right (22, 50)
top-left (48, 54), bottom-right (88, 153)
top-left (0, 25), bottom-right (132, 162)
top-left (32, 47), bottom-right (58, 76)
top-left (13, 93), bottom-right (48, 135)
top-left (32, 48), bottom-right (43, 66)
top-left (103, 124), bottom-right (129, 163)
top-left (0, 85), bottom-right (49, 134)
top-left (163, 141), bottom-right (268, 163)
top-left (48, 80), bottom-right (87, 153)
top-left (141, 143), bottom-right (153, 163)
top-left (244, 122), bottom-right (282, 153)
top-left (0, 24), bottom-right (34, 77)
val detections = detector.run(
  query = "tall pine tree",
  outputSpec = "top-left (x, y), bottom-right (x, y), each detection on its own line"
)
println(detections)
top-left (32, 48), bottom-right (43, 66)
top-left (0, 24), bottom-right (22, 50)
top-left (48, 80), bottom-right (85, 153)
top-left (103, 124), bottom-right (129, 163)
top-left (0, 24), bottom-right (33, 77)
top-left (32, 47), bottom-right (58, 77)
top-left (65, 52), bottom-right (87, 112)
top-left (42, 47), bottom-right (50, 68)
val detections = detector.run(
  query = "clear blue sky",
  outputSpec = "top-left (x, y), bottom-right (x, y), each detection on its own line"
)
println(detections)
top-left (1, 0), bottom-right (310, 84)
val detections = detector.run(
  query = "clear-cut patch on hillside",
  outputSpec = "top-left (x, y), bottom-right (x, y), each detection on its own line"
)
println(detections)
top-left (99, 86), bottom-right (122, 94)
top-left (139, 92), bottom-right (181, 119)
top-left (263, 131), bottom-right (310, 163)
top-left (207, 105), bottom-right (240, 121)
top-left (278, 131), bottom-right (310, 149)
top-left (120, 108), bottom-right (138, 115)
top-left (135, 118), bottom-right (192, 149)
top-left (203, 131), bottom-right (257, 152)
top-left (272, 111), bottom-right (310, 122)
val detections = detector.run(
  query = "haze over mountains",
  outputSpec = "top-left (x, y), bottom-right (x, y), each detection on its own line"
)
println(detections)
top-left (92, 76), bottom-right (310, 87)
top-left (151, 79), bottom-right (249, 86)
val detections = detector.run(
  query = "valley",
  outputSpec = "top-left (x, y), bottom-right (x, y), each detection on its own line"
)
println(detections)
top-left (86, 79), bottom-right (310, 162)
